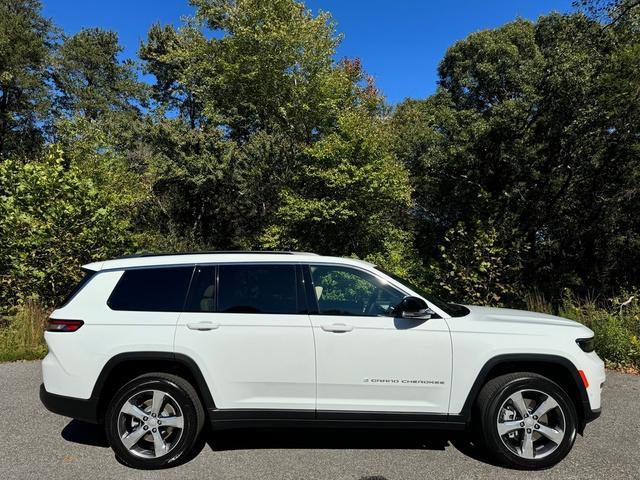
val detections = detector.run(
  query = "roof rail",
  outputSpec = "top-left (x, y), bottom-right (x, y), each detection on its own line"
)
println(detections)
top-left (113, 250), bottom-right (318, 260)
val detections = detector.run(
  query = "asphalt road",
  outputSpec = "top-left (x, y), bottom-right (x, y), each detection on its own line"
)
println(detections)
top-left (1, 361), bottom-right (638, 480)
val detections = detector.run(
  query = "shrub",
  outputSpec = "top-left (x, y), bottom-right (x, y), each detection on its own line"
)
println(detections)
top-left (527, 292), bottom-right (640, 371)
top-left (0, 146), bottom-right (132, 309)
top-left (431, 222), bottom-right (527, 306)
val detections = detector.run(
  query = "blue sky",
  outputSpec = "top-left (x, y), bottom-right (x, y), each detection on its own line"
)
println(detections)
top-left (42, 0), bottom-right (573, 104)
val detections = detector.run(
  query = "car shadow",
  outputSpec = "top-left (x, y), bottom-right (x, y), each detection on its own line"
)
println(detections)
top-left (206, 426), bottom-right (499, 466)
top-left (61, 419), bottom-right (109, 448)
top-left (206, 427), bottom-right (448, 451)
top-left (61, 421), bottom-right (499, 467)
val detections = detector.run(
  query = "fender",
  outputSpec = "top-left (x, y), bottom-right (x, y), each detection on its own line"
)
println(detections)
top-left (456, 353), bottom-right (592, 427)
top-left (41, 351), bottom-right (215, 424)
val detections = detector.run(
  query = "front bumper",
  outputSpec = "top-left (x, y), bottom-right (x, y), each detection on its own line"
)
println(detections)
top-left (580, 351), bottom-right (605, 428)
top-left (40, 384), bottom-right (100, 424)
top-left (584, 405), bottom-right (601, 423)
top-left (584, 408), bottom-right (602, 423)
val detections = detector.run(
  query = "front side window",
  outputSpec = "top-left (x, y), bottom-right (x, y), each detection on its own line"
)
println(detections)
top-left (108, 266), bottom-right (194, 312)
top-left (309, 265), bottom-right (404, 316)
top-left (217, 264), bottom-right (301, 314)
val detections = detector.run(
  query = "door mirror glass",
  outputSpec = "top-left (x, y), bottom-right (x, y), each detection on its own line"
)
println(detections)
top-left (394, 296), bottom-right (434, 320)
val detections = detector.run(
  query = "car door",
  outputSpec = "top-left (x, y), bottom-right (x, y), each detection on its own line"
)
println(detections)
top-left (174, 263), bottom-right (316, 412)
top-left (306, 263), bottom-right (452, 414)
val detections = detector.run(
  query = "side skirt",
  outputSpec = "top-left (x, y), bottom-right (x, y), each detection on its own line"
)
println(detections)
top-left (208, 409), bottom-right (467, 431)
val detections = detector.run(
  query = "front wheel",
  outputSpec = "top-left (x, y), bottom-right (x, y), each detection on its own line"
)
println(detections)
top-left (105, 373), bottom-right (205, 469)
top-left (475, 372), bottom-right (578, 470)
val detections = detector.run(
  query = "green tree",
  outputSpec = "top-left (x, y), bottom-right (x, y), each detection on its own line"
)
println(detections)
top-left (136, 119), bottom-right (248, 249)
top-left (0, 146), bottom-right (131, 308)
top-left (189, 0), bottom-right (343, 141)
top-left (0, 0), bottom-right (54, 158)
top-left (137, 0), bottom-right (396, 255)
top-left (54, 116), bottom-right (151, 240)
top-left (430, 221), bottom-right (528, 305)
top-left (574, 0), bottom-right (640, 26)
top-left (262, 108), bottom-right (419, 278)
top-left (49, 28), bottom-right (150, 250)
top-left (393, 13), bottom-right (640, 301)
top-left (140, 0), bottom-right (365, 140)
top-left (53, 28), bottom-right (147, 121)
top-left (140, 23), bottom-right (207, 129)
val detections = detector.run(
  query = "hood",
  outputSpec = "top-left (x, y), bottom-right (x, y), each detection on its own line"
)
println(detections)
top-left (464, 305), bottom-right (589, 330)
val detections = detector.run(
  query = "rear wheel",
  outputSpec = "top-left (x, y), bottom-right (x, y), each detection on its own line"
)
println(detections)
top-left (475, 372), bottom-right (578, 470)
top-left (105, 373), bottom-right (205, 469)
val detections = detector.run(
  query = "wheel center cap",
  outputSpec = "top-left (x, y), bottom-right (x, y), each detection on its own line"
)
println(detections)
top-left (147, 418), bottom-right (158, 428)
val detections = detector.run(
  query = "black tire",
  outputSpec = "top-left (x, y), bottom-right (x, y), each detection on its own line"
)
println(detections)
top-left (105, 373), bottom-right (205, 469)
top-left (475, 372), bottom-right (578, 470)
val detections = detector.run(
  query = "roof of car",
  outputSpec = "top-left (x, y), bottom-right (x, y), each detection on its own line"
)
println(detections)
top-left (83, 251), bottom-right (376, 271)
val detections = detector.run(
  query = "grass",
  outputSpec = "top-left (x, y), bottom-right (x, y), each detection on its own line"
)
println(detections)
top-left (0, 299), bottom-right (49, 362)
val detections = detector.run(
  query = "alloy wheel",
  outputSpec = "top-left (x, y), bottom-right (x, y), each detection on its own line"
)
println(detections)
top-left (117, 389), bottom-right (185, 458)
top-left (496, 389), bottom-right (567, 460)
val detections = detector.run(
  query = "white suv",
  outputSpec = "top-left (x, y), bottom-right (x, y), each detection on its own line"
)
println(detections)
top-left (40, 251), bottom-right (604, 470)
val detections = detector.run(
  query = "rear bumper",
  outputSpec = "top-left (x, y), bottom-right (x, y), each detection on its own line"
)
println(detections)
top-left (40, 384), bottom-right (100, 424)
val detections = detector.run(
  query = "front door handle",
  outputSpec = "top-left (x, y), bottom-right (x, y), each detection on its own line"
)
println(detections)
top-left (187, 321), bottom-right (219, 331)
top-left (321, 323), bottom-right (353, 333)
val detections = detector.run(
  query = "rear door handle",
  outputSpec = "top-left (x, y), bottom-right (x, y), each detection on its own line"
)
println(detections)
top-left (321, 323), bottom-right (353, 333)
top-left (187, 321), bottom-right (219, 331)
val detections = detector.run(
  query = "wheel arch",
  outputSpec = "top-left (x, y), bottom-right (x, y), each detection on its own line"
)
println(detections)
top-left (459, 354), bottom-right (590, 433)
top-left (92, 352), bottom-right (215, 423)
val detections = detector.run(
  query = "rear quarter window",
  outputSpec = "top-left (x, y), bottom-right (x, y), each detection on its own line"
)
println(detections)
top-left (107, 267), bottom-right (194, 312)
top-left (59, 269), bottom-right (96, 307)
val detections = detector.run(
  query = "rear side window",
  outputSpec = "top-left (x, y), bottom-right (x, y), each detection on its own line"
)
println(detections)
top-left (108, 267), bottom-right (194, 312)
top-left (184, 266), bottom-right (216, 312)
top-left (218, 264), bottom-right (301, 314)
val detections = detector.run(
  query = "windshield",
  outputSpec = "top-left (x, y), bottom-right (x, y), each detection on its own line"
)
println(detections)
top-left (375, 268), bottom-right (470, 318)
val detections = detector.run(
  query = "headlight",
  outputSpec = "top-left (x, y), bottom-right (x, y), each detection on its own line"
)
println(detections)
top-left (576, 337), bottom-right (595, 353)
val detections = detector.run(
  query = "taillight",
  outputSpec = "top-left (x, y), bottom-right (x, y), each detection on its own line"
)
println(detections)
top-left (47, 319), bottom-right (84, 332)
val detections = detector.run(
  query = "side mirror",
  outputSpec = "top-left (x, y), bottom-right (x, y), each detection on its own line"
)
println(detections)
top-left (394, 296), bottom-right (434, 320)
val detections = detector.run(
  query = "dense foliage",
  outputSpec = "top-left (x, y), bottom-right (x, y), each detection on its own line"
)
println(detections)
top-left (393, 11), bottom-right (640, 304)
top-left (0, 0), bottom-right (639, 323)
top-left (0, 146), bottom-right (131, 307)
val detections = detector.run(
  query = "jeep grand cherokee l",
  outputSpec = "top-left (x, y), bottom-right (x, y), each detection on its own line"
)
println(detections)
top-left (40, 251), bottom-right (604, 470)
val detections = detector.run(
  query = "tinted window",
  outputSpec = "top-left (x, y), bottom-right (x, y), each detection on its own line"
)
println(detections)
top-left (310, 265), bottom-right (404, 316)
top-left (184, 266), bottom-right (216, 312)
top-left (108, 267), bottom-right (194, 312)
top-left (218, 264), bottom-right (300, 314)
